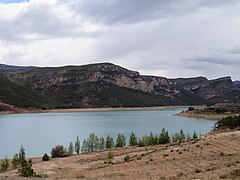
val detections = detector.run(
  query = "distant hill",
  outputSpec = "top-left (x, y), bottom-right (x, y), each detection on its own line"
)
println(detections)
top-left (0, 64), bottom-right (35, 73)
top-left (0, 74), bottom-right (59, 108)
top-left (2, 62), bottom-right (239, 108)
top-left (234, 81), bottom-right (240, 88)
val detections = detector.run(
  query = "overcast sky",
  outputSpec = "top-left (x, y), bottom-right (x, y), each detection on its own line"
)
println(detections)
top-left (0, 0), bottom-right (239, 80)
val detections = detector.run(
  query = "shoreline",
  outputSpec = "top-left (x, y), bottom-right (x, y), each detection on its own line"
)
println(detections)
top-left (176, 112), bottom-right (237, 120)
top-left (0, 105), bottom-right (189, 115)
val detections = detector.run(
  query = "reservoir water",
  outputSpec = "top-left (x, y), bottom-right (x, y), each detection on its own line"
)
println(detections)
top-left (0, 108), bottom-right (216, 158)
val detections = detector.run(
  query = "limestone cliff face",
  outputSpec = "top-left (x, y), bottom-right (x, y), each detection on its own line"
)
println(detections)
top-left (6, 63), bottom-right (240, 107)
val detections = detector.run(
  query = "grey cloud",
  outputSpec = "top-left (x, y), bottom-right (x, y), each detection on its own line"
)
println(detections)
top-left (1, 0), bottom-right (240, 81)
top-left (61, 0), bottom-right (238, 24)
top-left (0, 2), bottom-right (100, 42)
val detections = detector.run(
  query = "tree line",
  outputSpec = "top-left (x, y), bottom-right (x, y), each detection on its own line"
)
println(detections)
top-left (52, 129), bottom-right (201, 156)
top-left (0, 128), bottom-right (201, 176)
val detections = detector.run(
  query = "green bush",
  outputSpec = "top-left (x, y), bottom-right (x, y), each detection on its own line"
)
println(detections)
top-left (192, 131), bottom-right (198, 139)
top-left (75, 136), bottom-right (80, 154)
top-left (18, 159), bottom-right (36, 177)
top-left (12, 153), bottom-right (20, 168)
top-left (51, 145), bottom-right (68, 158)
top-left (172, 129), bottom-right (186, 142)
top-left (159, 128), bottom-right (170, 144)
top-left (42, 153), bottom-right (50, 161)
top-left (1, 156), bottom-right (9, 171)
top-left (68, 142), bottom-right (74, 156)
top-left (129, 132), bottom-right (138, 146)
top-left (106, 135), bottom-right (114, 149)
top-left (116, 133), bottom-right (126, 148)
top-left (107, 151), bottom-right (114, 160)
top-left (215, 116), bottom-right (240, 129)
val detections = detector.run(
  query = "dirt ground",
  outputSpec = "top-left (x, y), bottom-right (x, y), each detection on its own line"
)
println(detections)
top-left (1, 130), bottom-right (240, 179)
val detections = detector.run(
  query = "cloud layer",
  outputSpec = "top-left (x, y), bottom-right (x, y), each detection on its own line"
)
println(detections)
top-left (0, 0), bottom-right (240, 80)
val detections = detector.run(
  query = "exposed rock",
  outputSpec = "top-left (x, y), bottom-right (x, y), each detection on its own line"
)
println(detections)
top-left (2, 63), bottom-right (240, 108)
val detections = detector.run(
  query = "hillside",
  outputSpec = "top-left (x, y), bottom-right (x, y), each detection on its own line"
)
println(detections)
top-left (2, 63), bottom-right (240, 108)
top-left (0, 74), bottom-right (58, 108)
top-left (0, 64), bottom-right (35, 73)
top-left (1, 130), bottom-right (240, 179)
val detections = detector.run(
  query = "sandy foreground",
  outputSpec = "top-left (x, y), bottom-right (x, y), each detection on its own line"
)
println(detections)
top-left (0, 106), bottom-right (190, 115)
top-left (1, 130), bottom-right (240, 179)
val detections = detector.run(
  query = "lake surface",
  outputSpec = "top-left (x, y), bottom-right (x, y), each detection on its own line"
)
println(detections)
top-left (0, 108), bottom-right (216, 158)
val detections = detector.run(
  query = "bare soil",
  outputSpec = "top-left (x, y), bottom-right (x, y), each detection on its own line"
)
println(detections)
top-left (1, 130), bottom-right (240, 179)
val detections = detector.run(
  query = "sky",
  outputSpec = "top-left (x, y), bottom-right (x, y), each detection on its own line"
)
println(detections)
top-left (0, 0), bottom-right (239, 80)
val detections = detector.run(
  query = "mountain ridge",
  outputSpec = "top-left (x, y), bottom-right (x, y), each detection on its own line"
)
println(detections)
top-left (1, 63), bottom-right (239, 108)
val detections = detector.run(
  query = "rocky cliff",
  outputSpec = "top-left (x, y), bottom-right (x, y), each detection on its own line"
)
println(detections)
top-left (3, 63), bottom-right (240, 108)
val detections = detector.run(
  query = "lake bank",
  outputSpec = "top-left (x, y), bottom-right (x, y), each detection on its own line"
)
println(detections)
top-left (0, 105), bottom-right (191, 115)
top-left (175, 112), bottom-right (236, 120)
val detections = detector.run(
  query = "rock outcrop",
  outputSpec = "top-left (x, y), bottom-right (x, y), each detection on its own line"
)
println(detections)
top-left (3, 63), bottom-right (240, 108)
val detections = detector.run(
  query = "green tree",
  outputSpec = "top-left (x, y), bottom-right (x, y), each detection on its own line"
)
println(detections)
top-left (75, 136), bottom-right (80, 154)
top-left (179, 129), bottom-right (186, 141)
top-left (106, 135), bottom-right (114, 149)
top-left (153, 134), bottom-right (159, 145)
top-left (81, 139), bottom-right (88, 153)
top-left (129, 132), bottom-right (138, 146)
top-left (107, 151), bottom-right (114, 160)
top-left (186, 132), bottom-right (192, 141)
top-left (99, 137), bottom-right (105, 150)
top-left (159, 128), bottom-right (170, 144)
top-left (68, 142), bottom-right (74, 156)
top-left (18, 159), bottom-right (36, 177)
top-left (18, 145), bottom-right (26, 165)
top-left (140, 135), bottom-right (150, 146)
top-left (51, 145), bottom-right (68, 158)
top-left (1, 156), bottom-right (9, 171)
top-left (149, 132), bottom-right (154, 145)
top-left (12, 153), bottom-right (20, 168)
top-left (87, 133), bottom-right (99, 152)
top-left (42, 153), bottom-right (50, 161)
top-left (116, 133), bottom-right (126, 148)
top-left (192, 131), bottom-right (198, 139)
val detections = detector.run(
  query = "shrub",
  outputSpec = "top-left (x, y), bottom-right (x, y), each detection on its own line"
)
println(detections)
top-left (107, 151), bottom-right (114, 160)
top-left (82, 133), bottom-right (100, 152)
top-left (192, 131), bottom-right (198, 139)
top-left (116, 133), bottom-right (126, 148)
top-left (124, 155), bottom-right (130, 162)
top-left (188, 107), bottom-right (195, 111)
top-left (129, 132), bottom-right (138, 146)
top-left (1, 156), bottom-right (9, 171)
top-left (68, 142), bottom-right (74, 156)
top-left (18, 159), bottom-right (36, 177)
top-left (18, 145), bottom-right (26, 165)
top-left (149, 132), bottom-right (154, 145)
top-left (12, 153), bottom-right (20, 168)
top-left (159, 128), bottom-right (170, 144)
top-left (215, 116), bottom-right (240, 129)
top-left (172, 130), bottom-right (186, 142)
top-left (106, 135), bottom-right (114, 149)
top-left (75, 136), bottom-right (80, 154)
top-left (51, 145), bottom-right (68, 158)
top-left (186, 133), bottom-right (192, 141)
top-left (42, 153), bottom-right (50, 161)
top-left (99, 137), bottom-right (105, 150)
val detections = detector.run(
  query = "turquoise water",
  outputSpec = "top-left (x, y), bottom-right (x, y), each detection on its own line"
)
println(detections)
top-left (0, 108), bottom-right (216, 158)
